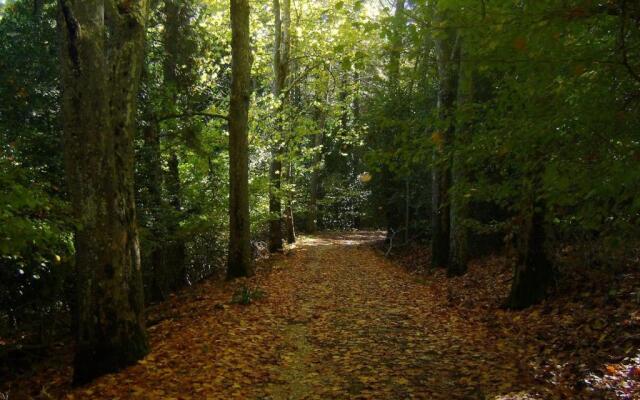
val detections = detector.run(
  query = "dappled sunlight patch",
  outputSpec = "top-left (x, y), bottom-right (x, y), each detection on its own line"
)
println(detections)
top-left (493, 391), bottom-right (542, 400)
top-left (294, 237), bottom-right (334, 247)
top-left (297, 231), bottom-right (386, 248)
top-left (584, 351), bottom-right (640, 398)
top-left (332, 238), bottom-right (361, 246)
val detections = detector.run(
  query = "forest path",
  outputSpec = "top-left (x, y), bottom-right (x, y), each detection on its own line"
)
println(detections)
top-left (65, 232), bottom-right (535, 400)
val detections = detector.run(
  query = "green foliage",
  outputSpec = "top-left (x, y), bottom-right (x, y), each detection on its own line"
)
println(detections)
top-left (0, 0), bottom-right (62, 184)
top-left (458, 1), bottom-right (640, 247)
top-left (0, 160), bottom-right (71, 258)
top-left (316, 173), bottom-right (370, 230)
top-left (0, 0), bottom-right (73, 342)
top-left (0, 159), bottom-right (73, 342)
top-left (361, 0), bottom-right (640, 261)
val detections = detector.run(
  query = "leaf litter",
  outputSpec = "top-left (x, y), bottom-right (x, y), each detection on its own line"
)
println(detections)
top-left (3, 232), bottom-right (640, 399)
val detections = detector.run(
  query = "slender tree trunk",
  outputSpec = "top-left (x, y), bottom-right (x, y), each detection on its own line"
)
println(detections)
top-left (33, 0), bottom-right (43, 17)
top-left (389, 0), bottom-right (405, 84)
top-left (431, 163), bottom-right (451, 268)
top-left (141, 122), bottom-right (169, 301)
top-left (227, 0), bottom-right (253, 278)
top-left (448, 42), bottom-right (472, 277)
top-left (269, 157), bottom-right (284, 252)
top-left (163, 0), bottom-right (180, 86)
top-left (166, 154), bottom-right (187, 287)
top-left (58, 0), bottom-right (149, 384)
top-left (283, 162), bottom-right (296, 244)
top-left (138, 0), bottom-right (193, 301)
top-left (208, 155), bottom-right (219, 202)
top-left (269, 0), bottom-right (291, 253)
top-left (307, 114), bottom-right (324, 233)
top-left (382, 0), bottom-right (405, 239)
top-left (284, 31), bottom-right (298, 244)
top-left (404, 177), bottom-right (410, 244)
top-left (431, 14), bottom-right (460, 269)
top-left (161, 0), bottom-right (191, 288)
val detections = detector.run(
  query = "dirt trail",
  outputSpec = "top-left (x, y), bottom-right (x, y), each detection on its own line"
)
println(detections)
top-left (51, 232), bottom-right (537, 399)
top-left (258, 233), bottom-right (533, 399)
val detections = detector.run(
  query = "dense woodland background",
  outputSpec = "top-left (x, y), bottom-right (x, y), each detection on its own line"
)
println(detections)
top-left (0, 0), bottom-right (639, 396)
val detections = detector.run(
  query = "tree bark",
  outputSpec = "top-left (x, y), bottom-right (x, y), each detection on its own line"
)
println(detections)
top-left (140, 122), bottom-right (170, 301)
top-left (431, 12), bottom-right (460, 269)
top-left (404, 177), bottom-right (410, 244)
top-left (307, 112), bottom-right (324, 233)
top-left (269, 157), bottom-right (284, 252)
top-left (381, 0), bottom-right (405, 239)
top-left (284, 29), bottom-right (298, 244)
top-left (227, 0), bottom-right (253, 278)
top-left (506, 191), bottom-right (554, 309)
top-left (160, 0), bottom-right (193, 288)
top-left (448, 41), bottom-right (472, 277)
top-left (58, 0), bottom-right (149, 384)
top-left (165, 153), bottom-right (187, 287)
top-left (388, 0), bottom-right (405, 85)
top-left (269, 0), bottom-right (290, 253)
top-left (283, 162), bottom-right (296, 244)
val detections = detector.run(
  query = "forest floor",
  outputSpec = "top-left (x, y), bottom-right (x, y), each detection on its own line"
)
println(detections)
top-left (3, 232), bottom-right (640, 399)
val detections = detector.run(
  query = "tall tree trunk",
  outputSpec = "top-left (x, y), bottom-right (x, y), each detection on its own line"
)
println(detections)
top-left (58, 0), bottom-right (149, 384)
top-left (431, 13), bottom-right (460, 269)
top-left (448, 41), bottom-right (472, 277)
top-left (404, 177), bottom-right (410, 244)
top-left (284, 30), bottom-right (298, 244)
top-left (166, 153), bottom-right (187, 288)
top-left (269, 0), bottom-right (290, 253)
top-left (269, 157), bottom-right (284, 252)
top-left (141, 122), bottom-right (169, 301)
top-left (283, 162), bottom-right (296, 244)
top-left (33, 0), bottom-right (43, 17)
top-left (208, 155), bottom-right (219, 204)
top-left (382, 0), bottom-right (405, 239)
top-left (161, 0), bottom-right (191, 288)
top-left (307, 113), bottom-right (324, 233)
top-left (506, 187), bottom-right (553, 309)
top-left (227, 0), bottom-right (253, 278)
top-left (388, 0), bottom-right (405, 85)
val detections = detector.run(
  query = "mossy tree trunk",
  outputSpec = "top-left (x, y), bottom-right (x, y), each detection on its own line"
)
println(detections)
top-left (227, 0), bottom-right (254, 279)
top-left (58, 0), bottom-right (150, 385)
